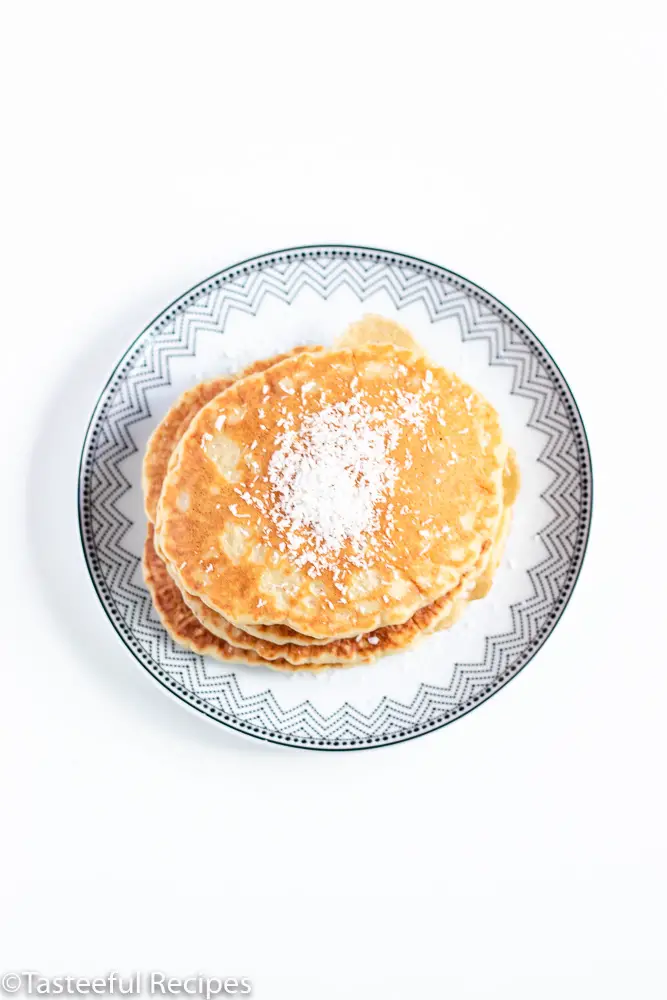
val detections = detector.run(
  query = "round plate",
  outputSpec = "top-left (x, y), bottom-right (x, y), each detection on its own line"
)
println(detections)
top-left (78, 245), bottom-right (592, 750)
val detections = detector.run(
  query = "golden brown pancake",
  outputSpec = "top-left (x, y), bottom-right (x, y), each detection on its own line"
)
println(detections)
top-left (143, 337), bottom-right (508, 653)
top-left (143, 317), bottom-right (518, 669)
top-left (155, 344), bottom-right (508, 638)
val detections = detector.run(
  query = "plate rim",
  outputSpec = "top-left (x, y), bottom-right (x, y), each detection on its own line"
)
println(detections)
top-left (77, 243), bottom-right (593, 751)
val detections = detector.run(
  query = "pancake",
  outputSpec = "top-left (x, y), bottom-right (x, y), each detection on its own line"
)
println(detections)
top-left (142, 335), bottom-right (511, 652)
top-left (155, 343), bottom-right (508, 639)
top-left (336, 314), bottom-right (428, 356)
top-left (143, 316), bottom-right (518, 669)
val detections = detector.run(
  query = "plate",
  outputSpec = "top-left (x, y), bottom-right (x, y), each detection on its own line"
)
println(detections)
top-left (78, 245), bottom-right (592, 750)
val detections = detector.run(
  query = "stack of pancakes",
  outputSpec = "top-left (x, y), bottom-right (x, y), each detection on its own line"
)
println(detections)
top-left (143, 316), bottom-right (519, 671)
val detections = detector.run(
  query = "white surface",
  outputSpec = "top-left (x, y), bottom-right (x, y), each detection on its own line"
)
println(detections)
top-left (1, 2), bottom-right (665, 997)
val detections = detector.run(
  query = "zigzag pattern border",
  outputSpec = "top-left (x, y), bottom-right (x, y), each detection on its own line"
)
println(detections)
top-left (78, 246), bottom-right (592, 749)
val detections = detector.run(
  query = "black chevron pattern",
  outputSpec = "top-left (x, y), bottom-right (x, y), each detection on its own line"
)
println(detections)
top-left (78, 246), bottom-right (592, 750)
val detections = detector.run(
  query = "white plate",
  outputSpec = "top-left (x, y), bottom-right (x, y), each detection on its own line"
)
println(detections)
top-left (78, 245), bottom-right (592, 750)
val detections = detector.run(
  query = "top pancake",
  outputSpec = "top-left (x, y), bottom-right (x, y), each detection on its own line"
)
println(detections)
top-left (155, 342), bottom-right (507, 638)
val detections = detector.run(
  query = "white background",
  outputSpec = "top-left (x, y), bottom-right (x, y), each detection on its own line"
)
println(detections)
top-left (1, 2), bottom-right (665, 997)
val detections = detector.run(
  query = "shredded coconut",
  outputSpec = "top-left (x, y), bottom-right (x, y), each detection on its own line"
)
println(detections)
top-left (248, 390), bottom-right (424, 573)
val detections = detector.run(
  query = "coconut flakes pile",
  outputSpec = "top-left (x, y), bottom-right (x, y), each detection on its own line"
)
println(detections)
top-left (238, 386), bottom-right (428, 575)
top-left (268, 394), bottom-right (401, 572)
